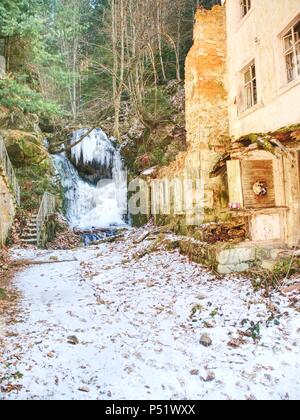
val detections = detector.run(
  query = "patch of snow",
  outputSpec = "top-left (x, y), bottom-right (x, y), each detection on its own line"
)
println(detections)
top-left (1, 238), bottom-right (300, 400)
top-left (142, 167), bottom-right (157, 177)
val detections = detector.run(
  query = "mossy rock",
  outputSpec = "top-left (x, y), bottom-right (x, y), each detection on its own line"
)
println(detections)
top-left (1, 129), bottom-right (48, 168)
top-left (0, 106), bottom-right (40, 132)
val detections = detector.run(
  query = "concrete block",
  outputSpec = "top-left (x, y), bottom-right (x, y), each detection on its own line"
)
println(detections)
top-left (261, 260), bottom-right (276, 271)
top-left (217, 247), bottom-right (255, 265)
top-left (217, 264), bottom-right (236, 274)
top-left (217, 262), bottom-right (250, 274)
top-left (235, 263), bottom-right (250, 272)
top-left (270, 249), bottom-right (283, 261)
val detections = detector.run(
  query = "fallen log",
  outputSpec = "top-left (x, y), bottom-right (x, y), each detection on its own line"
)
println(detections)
top-left (88, 233), bottom-right (125, 246)
top-left (134, 235), bottom-right (166, 260)
top-left (133, 225), bottom-right (173, 244)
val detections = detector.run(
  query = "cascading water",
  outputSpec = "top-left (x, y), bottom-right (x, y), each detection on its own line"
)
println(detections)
top-left (54, 129), bottom-right (127, 236)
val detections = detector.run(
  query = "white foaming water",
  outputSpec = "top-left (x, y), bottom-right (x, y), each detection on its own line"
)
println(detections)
top-left (54, 129), bottom-right (127, 230)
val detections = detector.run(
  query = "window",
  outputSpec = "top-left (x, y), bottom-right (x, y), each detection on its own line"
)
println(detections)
top-left (240, 0), bottom-right (251, 18)
top-left (243, 62), bottom-right (257, 110)
top-left (283, 19), bottom-right (300, 83)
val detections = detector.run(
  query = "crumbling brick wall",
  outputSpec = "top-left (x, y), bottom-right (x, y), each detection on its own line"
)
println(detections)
top-left (151, 5), bottom-right (230, 225)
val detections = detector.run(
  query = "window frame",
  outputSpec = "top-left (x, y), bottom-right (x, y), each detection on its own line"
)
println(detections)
top-left (240, 0), bottom-right (251, 19)
top-left (243, 61), bottom-right (257, 110)
top-left (282, 19), bottom-right (300, 84)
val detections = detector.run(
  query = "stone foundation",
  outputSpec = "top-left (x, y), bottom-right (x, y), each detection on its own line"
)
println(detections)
top-left (170, 237), bottom-right (285, 274)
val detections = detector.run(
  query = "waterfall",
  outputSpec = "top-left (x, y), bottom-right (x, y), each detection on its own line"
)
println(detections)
top-left (53, 129), bottom-right (127, 231)
top-left (71, 128), bottom-right (115, 170)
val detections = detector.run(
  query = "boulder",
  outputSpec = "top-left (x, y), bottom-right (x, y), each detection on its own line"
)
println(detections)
top-left (1, 129), bottom-right (47, 168)
top-left (0, 107), bottom-right (40, 132)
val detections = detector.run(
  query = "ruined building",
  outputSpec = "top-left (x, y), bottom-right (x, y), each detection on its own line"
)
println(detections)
top-left (223, 0), bottom-right (300, 249)
top-left (148, 0), bottom-right (300, 273)
top-left (151, 5), bottom-right (230, 225)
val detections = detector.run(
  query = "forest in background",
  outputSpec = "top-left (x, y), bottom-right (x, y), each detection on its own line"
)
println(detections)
top-left (0, 0), bottom-right (220, 139)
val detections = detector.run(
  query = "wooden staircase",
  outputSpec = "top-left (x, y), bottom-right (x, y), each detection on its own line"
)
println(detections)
top-left (21, 192), bottom-right (56, 247)
top-left (21, 215), bottom-right (38, 245)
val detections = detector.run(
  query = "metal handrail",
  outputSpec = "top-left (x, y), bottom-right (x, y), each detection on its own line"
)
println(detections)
top-left (36, 192), bottom-right (56, 246)
top-left (0, 135), bottom-right (21, 205)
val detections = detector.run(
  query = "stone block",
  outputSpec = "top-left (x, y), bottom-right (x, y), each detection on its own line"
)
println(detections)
top-left (235, 263), bottom-right (250, 272)
top-left (261, 260), bottom-right (276, 271)
top-left (256, 247), bottom-right (272, 261)
top-left (217, 264), bottom-right (236, 274)
top-left (270, 249), bottom-right (283, 261)
top-left (217, 247), bottom-right (256, 265)
top-left (217, 262), bottom-right (250, 274)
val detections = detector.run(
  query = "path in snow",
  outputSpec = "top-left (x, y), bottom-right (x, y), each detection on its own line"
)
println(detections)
top-left (0, 233), bottom-right (299, 400)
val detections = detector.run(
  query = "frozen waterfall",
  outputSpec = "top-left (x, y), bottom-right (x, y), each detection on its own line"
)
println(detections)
top-left (54, 129), bottom-right (127, 230)
top-left (71, 128), bottom-right (115, 169)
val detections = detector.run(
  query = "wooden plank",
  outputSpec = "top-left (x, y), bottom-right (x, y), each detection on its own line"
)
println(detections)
top-left (241, 160), bottom-right (276, 208)
top-left (273, 157), bottom-right (286, 207)
top-left (283, 154), bottom-right (300, 247)
top-left (227, 160), bottom-right (244, 207)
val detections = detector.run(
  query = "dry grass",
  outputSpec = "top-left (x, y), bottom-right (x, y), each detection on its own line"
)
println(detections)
top-left (0, 249), bottom-right (21, 320)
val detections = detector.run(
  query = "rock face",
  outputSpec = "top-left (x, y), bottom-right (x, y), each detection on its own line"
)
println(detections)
top-left (0, 106), bottom-right (57, 214)
top-left (0, 131), bottom-right (17, 247)
top-left (0, 106), bottom-right (40, 132)
top-left (0, 106), bottom-right (47, 169)
top-left (0, 172), bottom-right (15, 247)
top-left (121, 81), bottom-right (187, 176)
top-left (2, 130), bottom-right (44, 168)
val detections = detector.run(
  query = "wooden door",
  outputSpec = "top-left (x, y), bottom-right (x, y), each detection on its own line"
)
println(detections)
top-left (241, 160), bottom-right (276, 208)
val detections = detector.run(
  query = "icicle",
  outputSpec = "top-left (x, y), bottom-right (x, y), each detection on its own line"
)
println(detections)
top-left (71, 128), bottom-right (115, 168)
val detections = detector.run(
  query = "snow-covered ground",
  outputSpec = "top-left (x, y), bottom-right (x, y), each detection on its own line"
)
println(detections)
top-left (0, 234), bottom-right (299, 400)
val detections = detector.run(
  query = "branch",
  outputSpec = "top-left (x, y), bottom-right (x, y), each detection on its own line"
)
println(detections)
top-left (49, 127), bottom-right (96, 154)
